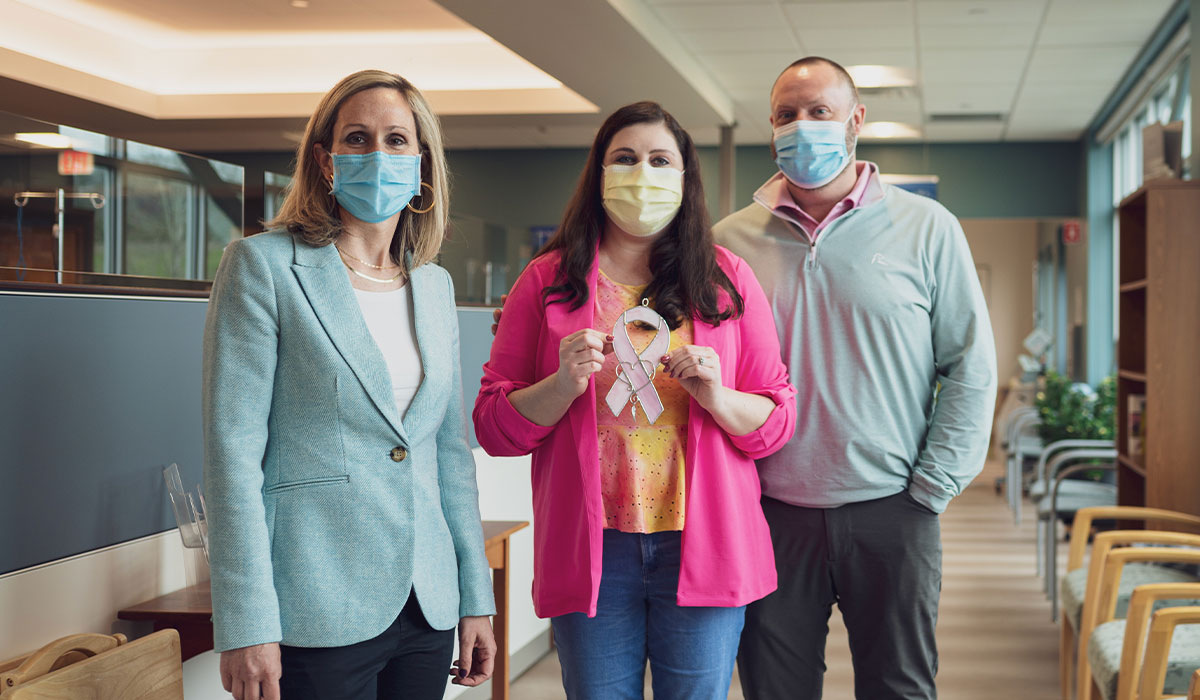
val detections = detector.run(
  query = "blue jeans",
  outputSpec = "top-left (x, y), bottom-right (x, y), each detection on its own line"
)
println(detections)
top-left (552, 529), bottom-right (746, 700)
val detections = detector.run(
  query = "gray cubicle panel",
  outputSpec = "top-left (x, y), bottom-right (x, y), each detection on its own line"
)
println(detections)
top-left (0, 291), bottom-right (493, 575)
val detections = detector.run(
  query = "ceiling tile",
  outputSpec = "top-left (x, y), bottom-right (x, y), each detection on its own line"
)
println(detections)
top-left (1043, 0), bottom-right (1175, 26)
top-left (651, 3), bottom-right (787, 30)
top-left (1037, 22), bottom-right (1160, 47)
top-left (1022, 45), bottom-right (1141, 85)
top-left (698, 51), bottom-right (802, 91)
top-left (917, 0), bottom-right (1046, 26)
top-left (923, 82), bottom-right (1019, 113)
top-left (678, 27), bottom-right (800, 53)
top-left (1015, 82), bottom-right (1115, 108)
top-left (919, 49), bottom-right (1028, 84)
top-left (781, 2), bottom-right (913, 28)
top-left (919, 23), bottom-right (1038, 49)
top-left (809, 48), bottom-right (919, 70)
top-left (1006, 107), bottom-right (1096, 135)
top-left (922, 122), bottom-right (1006, 142)
top-left (859, 94), bottom-right (923, 123)
top-left (1004, 125), bottom-right (1086, 141)
top-left (647, 0), bottom-right (776, 4)
top-left (794, 25), bottom-right (917, 51)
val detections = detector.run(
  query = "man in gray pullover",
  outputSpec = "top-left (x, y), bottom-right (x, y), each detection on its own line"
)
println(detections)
top-left (715, 57), bottom-right (997, 700)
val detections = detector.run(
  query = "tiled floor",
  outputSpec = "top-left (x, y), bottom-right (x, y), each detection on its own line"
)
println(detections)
top-left (508, 457), bottom-right (1062, 698)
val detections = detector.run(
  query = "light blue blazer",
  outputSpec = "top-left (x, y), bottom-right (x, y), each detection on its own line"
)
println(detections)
top-left (202, 230), bottom-right (495, 652)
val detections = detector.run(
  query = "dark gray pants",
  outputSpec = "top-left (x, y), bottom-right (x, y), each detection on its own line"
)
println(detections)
top-left (738, 491), bottom-right (941, 700)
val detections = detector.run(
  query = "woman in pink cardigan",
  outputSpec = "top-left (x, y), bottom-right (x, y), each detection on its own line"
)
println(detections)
top-left (473, 101), bottom-right (796, 700)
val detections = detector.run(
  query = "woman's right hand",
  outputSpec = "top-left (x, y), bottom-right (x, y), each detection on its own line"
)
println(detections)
top-left (220, 642), bottom-right (281, 700)
top-left (554, 329), bottom-right (613, 399)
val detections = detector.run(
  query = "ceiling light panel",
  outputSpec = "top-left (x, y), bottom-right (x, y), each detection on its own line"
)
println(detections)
top-left (858, 121), bottom-right (922, 139)
top-left (846, 65), bottom-right (915, 88)
top-left (14, 132), bottom-right (72, 148)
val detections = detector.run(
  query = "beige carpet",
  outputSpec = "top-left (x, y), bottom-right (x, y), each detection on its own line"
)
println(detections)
top-left (510, 457), bottom-right (1062, 699)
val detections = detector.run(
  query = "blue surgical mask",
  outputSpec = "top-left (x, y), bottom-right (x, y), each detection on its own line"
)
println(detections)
top-left (773, 115), bottom-right (854, 189)
top-left (329, 151), bottom-right (421, 223)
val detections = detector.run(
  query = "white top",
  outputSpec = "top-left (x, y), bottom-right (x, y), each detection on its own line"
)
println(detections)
top-left (354, 285), bottom-right (424, 419)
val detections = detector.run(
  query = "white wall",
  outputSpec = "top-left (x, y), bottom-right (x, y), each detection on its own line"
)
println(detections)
top-left (0, 449), bottom-right (542, 700)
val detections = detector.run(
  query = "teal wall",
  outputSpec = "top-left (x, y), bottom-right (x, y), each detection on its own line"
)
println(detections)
top-left (208, 139), bottom-right (1085, 234)
top-left (446, 141), bottom-right (1085, 231)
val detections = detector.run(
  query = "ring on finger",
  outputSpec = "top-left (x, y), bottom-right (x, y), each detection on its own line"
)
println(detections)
top-left (698, 356), bottom-right (706, 366)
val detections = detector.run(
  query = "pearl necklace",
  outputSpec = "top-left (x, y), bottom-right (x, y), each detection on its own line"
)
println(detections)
top-left (335, 245), bottom-right (399, 270)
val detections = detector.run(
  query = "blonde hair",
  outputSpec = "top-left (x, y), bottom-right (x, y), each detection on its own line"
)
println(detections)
top-left (267, 69), bottom-right (450, 269)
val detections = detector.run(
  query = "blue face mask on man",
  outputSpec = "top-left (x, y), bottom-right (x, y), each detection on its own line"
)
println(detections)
top-left (772, 114), bottom-right (855, 189)
top-left (328, 151), bottom-right (421, 223)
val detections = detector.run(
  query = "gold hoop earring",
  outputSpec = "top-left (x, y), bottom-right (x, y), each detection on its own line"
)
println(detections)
top-left (407, 182), bottom-right (436, 214)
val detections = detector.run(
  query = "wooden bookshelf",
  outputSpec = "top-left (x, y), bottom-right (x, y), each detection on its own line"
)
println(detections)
top-left (1115, 179), bottom-right (1200, 526)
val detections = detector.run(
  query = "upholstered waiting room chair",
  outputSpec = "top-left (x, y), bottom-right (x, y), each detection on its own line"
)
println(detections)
top-left (0, 629), bottom-right (182, 699)
top-left (1061, 508), bottom-right (1200, 700)
top-left (1129, 598), bottom-right (1200, 700)
top-left (1082, 549), bottom-right (1200, 700)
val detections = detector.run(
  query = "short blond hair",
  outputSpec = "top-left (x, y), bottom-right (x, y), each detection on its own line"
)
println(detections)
top-left (267, 69), bottom-right (449, 269)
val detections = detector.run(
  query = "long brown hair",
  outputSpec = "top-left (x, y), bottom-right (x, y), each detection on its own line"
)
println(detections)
top-left (539, 101), bottom-right (743, 328)
top-left (265, 69), bottom-right (449, 269)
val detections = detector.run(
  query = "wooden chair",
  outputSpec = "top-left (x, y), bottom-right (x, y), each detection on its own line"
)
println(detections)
top-left (0, 630), bottom-right (182, 699)
top-left (1061, 507), bottom-right (1200, 700)
top-left (1188, 669), bottom-right (1199, 699)
top-left (1082, 549), bottom-right (1200, 700)
top-left (1130, 596), bottom-right (1200, 700)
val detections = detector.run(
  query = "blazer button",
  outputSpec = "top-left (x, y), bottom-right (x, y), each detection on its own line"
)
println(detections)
top-left (390, 446), bottom-right (407, 462)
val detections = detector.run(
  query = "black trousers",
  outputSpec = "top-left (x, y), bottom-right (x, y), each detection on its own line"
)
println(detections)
top-left (279, 592), bottom-right (454, 700)
top-left (738, 491), bottom-right (942, 700)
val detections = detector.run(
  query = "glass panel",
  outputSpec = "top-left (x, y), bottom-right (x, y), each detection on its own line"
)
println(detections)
top-left (0, 110), bottom-right (243, 292)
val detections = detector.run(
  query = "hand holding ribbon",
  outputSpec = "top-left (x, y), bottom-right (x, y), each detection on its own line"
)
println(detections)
top-left (663, 344), bottom-right (724, 410)
top-left (553, 329), bottom-right (614, 401)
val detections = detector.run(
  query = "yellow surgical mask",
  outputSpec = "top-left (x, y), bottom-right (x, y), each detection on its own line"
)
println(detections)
top-left (602, 163), bottom-right (684, 237)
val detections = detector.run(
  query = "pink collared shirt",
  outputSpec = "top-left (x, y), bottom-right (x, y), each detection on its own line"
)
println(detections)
top-left (753, 161), bottom-right (880, 240)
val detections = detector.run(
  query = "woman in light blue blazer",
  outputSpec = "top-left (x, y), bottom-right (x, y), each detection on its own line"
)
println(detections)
top-left (203, 69), bottom-right (496, 700)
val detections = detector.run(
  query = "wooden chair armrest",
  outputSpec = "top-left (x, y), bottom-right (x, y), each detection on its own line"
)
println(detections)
top-left (1069, 508), bottom-right (1200, 572)
top-left (1188, 668), bottom-right (1199, 699)
top-left (1137, 606), bottom-right (1200, 700)
top-left (0, 633), bottom-right (127, 692)
top-left (1116, 584), bottom-right (1200, 700)
top-left (1097, 547), bottom-right (1200, 626)
top-left (1081, 532), bottom-right (1200, 633)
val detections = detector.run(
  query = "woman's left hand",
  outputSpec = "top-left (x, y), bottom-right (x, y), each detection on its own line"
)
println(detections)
top-left (663, 345), bottom-right (725, 409)
top-left (450, 615), bottom-right (496, 686)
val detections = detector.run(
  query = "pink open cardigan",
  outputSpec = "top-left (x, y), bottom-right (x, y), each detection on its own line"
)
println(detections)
top-left (472, 246), bottom-right (796, 618)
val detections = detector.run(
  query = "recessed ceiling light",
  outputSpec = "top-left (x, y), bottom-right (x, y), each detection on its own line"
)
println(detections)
top-left (290, 0), bottom-right (309, 8)
top-left (859, 122), bottom-right (921, 140)
top-left (14, 132), bottom-right (73, 148)
top-left (846, 65), bottom-right (915, 89)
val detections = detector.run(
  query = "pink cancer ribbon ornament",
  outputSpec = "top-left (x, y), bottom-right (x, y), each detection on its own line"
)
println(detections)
top-left (604, 301), bottom-right (671, 424)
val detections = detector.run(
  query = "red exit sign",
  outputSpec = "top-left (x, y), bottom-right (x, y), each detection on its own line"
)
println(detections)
top-left (1062, 220), bottom-right (1083, 245)
top-left (57, 150), bottom-right (94, 176)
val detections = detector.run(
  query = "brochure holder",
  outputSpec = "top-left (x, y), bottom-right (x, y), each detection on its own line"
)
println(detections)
top-left (163, 463), bottom-right (208, 563)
